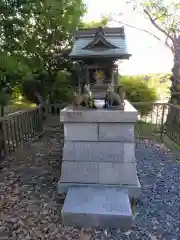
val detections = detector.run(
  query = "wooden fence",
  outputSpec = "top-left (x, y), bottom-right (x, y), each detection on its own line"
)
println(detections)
top-left (0, 106), bottom-right (43, 161)
top-left (132, 102), bottom-right (168, 139)
top-left (44, 103), bottom-right (67, 117)
top-left (0, 105), bottom-right (14, 117)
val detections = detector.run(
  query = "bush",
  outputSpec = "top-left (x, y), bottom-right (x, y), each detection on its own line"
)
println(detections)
top-left (147, 75), bottom-right (171, 101)
top-left (51, 70), bottom-right (75, 103)
top-left (120, 76), bottom-right (158, 116)
top-left (20, 70), bottom-right (75, 104)
top-left (21, 79), bottom-right (44, 104)
top-left (11, 85), bottom-right (23, 102)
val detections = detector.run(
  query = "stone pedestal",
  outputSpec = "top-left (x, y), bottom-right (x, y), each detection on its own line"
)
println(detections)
top-left (58, 100), bottom-right (141, 198)
top-left (62, 187), bottom-right (133, 229)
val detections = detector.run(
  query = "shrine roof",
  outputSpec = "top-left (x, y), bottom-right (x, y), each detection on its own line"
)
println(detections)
top-left (69, 27), bottom-right (131, 60)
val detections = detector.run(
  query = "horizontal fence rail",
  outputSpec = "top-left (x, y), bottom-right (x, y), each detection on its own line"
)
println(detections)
top-left (0, 105), bottom-right (14, 116)
top-left (0, 106), bottom-right (43, 161)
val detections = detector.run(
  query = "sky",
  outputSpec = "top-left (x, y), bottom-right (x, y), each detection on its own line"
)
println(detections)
top-left (83, 0), bottom-right (173, 75)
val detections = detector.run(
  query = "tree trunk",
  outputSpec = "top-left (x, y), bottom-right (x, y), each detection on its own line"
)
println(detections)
top-left (165, 36), bottom-right (180, 132)
top-left (34, 92), bottom-right (46, 120)
top-left (170, 35), bottom-right (180, 104)
top-left (47, 68), bottom-right (56, 104)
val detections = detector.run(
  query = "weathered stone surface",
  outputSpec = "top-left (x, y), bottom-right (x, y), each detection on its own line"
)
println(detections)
top-left (60, 100), bottom-right (138, 123)
top-left (64, 122), bottom-right (134, 142)
top-left (63, 141), bottom-right (124, 162)
top-left (61, 187), bottom-right (132, 229)
top-left (99, 123), bottom-right (134, 142)
top-left (124, 143), bottom-right (135, 162)
top-left (64, 123), bottom-right (98, 141)
top-left (63, 141), bottom-right (136, 163)
top-left (59, 100), bottom-right (141, 203)
top-left (60, 161), bottom-right (138, 185)
top-left (99, 162), bottom-right (138, 185)
top-left (58, 180), bottom-right (141, 198)
top-left (60, 162), bottom-right (98, 183)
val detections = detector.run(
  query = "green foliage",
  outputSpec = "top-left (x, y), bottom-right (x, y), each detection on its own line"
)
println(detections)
top-left (0, 0), bottom-right (85, 101)
top-left (128, 0), bottom-right (180, 39)
top-left (128, 0), bottom-right (180, 103)
top-left (120, 75), bottom-right (157, 116)
top-left (0, 92), bottom-right (10, 107)
top-left (11, 85), bottom-right (23, 102)
top-left (129, 73), bottom-right (171, 101)
top-left (82, 16), bottom-right (110, 28)
top-left (0, 1), bottom-right (116, 107)
top-left (147, 73), bottom-right (171, 101)
top-left (51, 70), bottom-right (75, 103)
top-left (21, 78), bottom-right (44, 104)
top-left (121, 75), bottom-right (157, 102)
top-left (0, 0), bottom-right (86, 58)
top-left (0, 52), bottom-right (28, 93)
top-left (11, 102), bottom-right (36, 112)
top-left (142, 0), bottom-right (180, 35)
top-left (21, 69), bottom-right (75, 104)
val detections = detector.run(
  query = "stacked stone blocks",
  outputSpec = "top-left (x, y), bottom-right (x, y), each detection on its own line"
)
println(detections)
top-left (58, 101), bottom-right (140, 198)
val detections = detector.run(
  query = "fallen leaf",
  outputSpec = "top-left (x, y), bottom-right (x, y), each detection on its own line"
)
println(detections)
top-left (150, 235), bottom-right (158, 240)
top-left (80, 228), bottom-right (92, 240)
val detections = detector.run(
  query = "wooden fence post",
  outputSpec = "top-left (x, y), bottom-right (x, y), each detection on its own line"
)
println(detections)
top-left (0, 119), bottom-right (8, 162)
top-left (160, 104), bottom-right (166, 140)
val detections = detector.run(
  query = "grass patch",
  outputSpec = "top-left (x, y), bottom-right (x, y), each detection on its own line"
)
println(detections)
top-left (135, 121), bottom-right (162, 139)
top-left (11, 101), bottom-right (36, 111)
top-left (1, 101), bottom-right (36, 116)
top-left (163, 134), bottom-right (180, 153)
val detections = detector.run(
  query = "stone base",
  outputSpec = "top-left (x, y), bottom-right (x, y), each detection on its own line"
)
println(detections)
top-left (57, 178), bottom-right (141, 198)
top-left (61, 187), bottom-right (132, 229)
top-left (60, 161), bottom-right (138, 185)
top-left (60, 100), bottom-right (138, 123)
top-left (59, 100), bottom-right (141, 201)
top-left (64, 123), bottom-right (134, 142)
top-left (63, 141), bottom-right (135, 162)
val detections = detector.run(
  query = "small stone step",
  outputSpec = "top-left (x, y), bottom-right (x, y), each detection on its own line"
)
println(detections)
top-left (61, 187), bottom-right (132, 229)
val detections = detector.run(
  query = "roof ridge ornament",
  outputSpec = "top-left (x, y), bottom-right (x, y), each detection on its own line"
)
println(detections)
top-left (96, 26), bottom-right (104, 36)
top-left (83, 26), bottom-right (118, 50)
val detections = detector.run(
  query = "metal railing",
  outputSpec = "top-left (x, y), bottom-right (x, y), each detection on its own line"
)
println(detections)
top-left (132, 102), bottom-right (180, 145)
top-left (131, 102), bottom-right (168, 139)
top-left (165, 104), bottom-right (180, 144)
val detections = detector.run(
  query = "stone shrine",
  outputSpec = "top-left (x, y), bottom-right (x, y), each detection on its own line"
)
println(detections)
top-left (58, 27), bottom-right (141, 230)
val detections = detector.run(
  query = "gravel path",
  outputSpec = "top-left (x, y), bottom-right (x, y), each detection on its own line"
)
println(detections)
top-left (0, 130), bottom-right (180, 240)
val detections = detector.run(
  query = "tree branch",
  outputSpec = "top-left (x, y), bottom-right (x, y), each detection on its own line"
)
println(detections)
top-left (144, 9), bottom-right (174, 43)
top-left (113, 17), bottom-right (174, 53)
top-left (153, 13), bottom-right (171, 21)
top-left (115, 19), bottom-right (161, 41)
